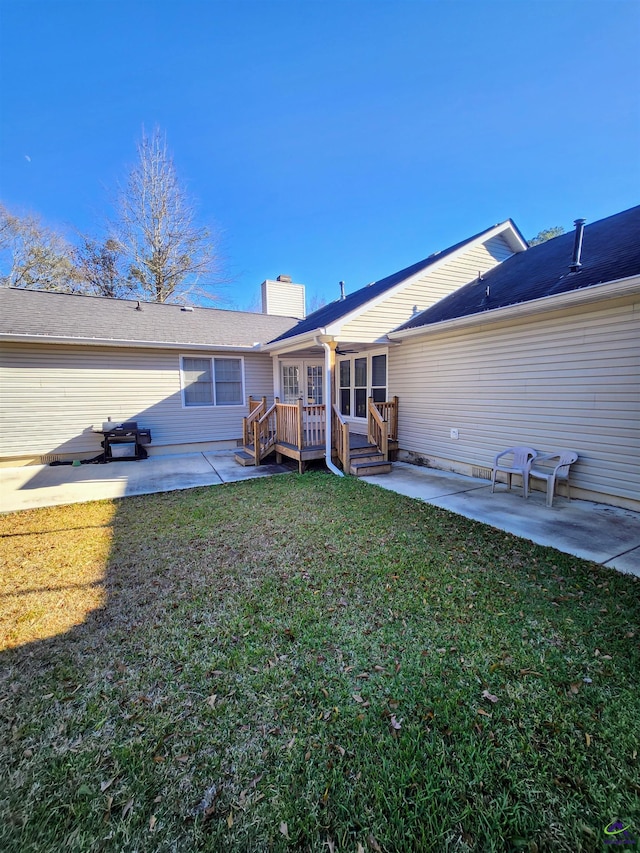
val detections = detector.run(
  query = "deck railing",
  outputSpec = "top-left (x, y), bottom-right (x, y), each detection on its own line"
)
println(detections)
top-left (243, 396), bottom-right (267, 447)
top-left (371, 396), bottom-right (398, 441)
top-left (332, 404), bottom-right (351, 472)
top-left (252, 400), bottom-right (327, 465)
top-left (253, 401), bottom-right (278, 464)
top-left (246, 395), bottom-right (397, 470)
top-left (367, 398), bottom-right (389, 461)
top-left (274, 400), bottom-right (326, 448)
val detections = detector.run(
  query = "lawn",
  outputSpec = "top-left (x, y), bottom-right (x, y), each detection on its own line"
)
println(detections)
top-left (0, 472), bottom-right (638, 852)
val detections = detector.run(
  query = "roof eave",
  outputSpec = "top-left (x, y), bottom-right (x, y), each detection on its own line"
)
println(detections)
top-left (388, 274), bottom-right (640, 340)
top-left (262, 327), bottom-right (327, 353)
top-left (0, 334), bottom-right (264, 352)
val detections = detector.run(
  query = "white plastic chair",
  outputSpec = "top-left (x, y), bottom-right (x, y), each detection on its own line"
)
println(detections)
top-left (529, 451), bottom-right (578, 507)
top-left (490, 447), bottom-right (538, 499)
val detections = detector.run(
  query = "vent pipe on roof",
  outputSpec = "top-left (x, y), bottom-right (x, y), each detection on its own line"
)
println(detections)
top-left (570, 218), bottom-right (586, 271)
top-left (339, 281), bottom-right (346, 300)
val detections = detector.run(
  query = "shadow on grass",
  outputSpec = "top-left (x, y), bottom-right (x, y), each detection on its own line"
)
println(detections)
top-left (1, 473), bottom-right (639, 853)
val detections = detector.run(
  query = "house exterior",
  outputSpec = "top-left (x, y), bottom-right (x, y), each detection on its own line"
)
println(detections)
top-left (0, 289), bottom-right (295, 464)
top-left (1, 206), bottom-right (638, 509)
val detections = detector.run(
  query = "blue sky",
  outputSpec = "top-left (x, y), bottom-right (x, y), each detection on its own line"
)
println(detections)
top-left (1, 0), bottom-right (638, 310)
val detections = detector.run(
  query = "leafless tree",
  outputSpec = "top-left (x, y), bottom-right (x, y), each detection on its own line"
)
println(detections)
top-left (0, 203), bottom-right (81, 292)
top-left (74, 236), bottom-right (132, 298)
top-left (113, 128), bottom-right (222, 303)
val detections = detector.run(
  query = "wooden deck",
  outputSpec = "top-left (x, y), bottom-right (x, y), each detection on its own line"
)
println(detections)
top-left (236, 396), bottom-right (398, 475)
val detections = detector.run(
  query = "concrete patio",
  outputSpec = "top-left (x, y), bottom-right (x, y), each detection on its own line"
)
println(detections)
top-left (1, 453), bottom-right (638, 577)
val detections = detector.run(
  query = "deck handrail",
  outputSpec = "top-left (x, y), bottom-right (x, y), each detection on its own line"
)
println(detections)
top-left (253, 400), bottom-right (278, 465)
top-left (368, 398), bottom-right (389, 461)
top-left (372, 396), bottom-right (398, 440)
top-left (331, 404), bottom-right (351, 472)
top-left (243, 396), bottom-right (267, 446)
top-left (275, 401), bottom-right (326, 449)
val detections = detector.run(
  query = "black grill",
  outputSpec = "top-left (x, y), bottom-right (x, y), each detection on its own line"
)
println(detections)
top-left (100, 421), bottom-right (152, 461)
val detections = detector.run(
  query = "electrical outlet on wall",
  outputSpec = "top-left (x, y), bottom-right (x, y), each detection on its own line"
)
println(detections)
top-left (450, 428), bottom-right (459, 439)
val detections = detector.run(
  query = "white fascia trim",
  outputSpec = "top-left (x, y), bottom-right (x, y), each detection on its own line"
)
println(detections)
top-left (323, 220), bottom-right (525, 336)
top-left (388, 275), bottom-right (640, 341)
top-left (0, 334), bottom-right (263, 352)
top-left (261, 328), bottom-right (328, 354)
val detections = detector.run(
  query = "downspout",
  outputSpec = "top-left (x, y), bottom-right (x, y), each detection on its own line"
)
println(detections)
top-left (316, 336), bottom-right (344, 477)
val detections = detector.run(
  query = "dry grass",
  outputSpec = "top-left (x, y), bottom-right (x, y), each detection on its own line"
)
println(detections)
top-left (0, 503), bottom-right (115, 650)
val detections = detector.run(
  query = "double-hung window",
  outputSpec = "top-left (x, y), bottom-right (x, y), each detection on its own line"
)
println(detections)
top-left (181, 356), bottom-right (244, 407)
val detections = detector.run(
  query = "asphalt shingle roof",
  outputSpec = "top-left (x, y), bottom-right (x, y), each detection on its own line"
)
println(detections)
top-left (269, 222), bottom-right (520, 343)
top-left (0, 289), bottom-right (298, 348)
top-left (397, 205), bottom-right (640, 331)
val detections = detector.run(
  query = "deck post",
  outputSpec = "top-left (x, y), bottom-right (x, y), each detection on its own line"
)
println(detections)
top-left (253, 420), bottom-right (261, 466)
top-left (297, 398), bottom-right (304, 450)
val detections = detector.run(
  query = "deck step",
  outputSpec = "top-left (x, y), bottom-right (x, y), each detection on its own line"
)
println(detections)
top-left (350, 443), bottom-right (379, 457)
top-left (234, 450), bottom-right (256, 466)
top-left (350, 458), bottom-right (392, 477)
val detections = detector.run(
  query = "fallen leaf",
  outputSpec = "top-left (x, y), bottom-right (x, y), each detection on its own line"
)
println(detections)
top-left (100, 778), bottom-right (115, 792)
top-left (357, 844), bottom-right (365, 853)
top-left (326, 839), bottom-right (336, 852)
top-left (477, 708), bottom-right (491, 717)
top-left (280, 821), bottom-right (289, 838)
top-left (227, 812), bottom-right (233, 828)
top-left (206, 694), bottom-right (217, 708)
top-left (176, 755), bottom-right (190, 763)
top-left (482, 690), bottom-right (498, 704)
top-left (334, 744), bottom-right (345, 757)
top-left (373, 665), bottom-right (385, 672)
top-left (585, 733), bottom-right (591, 747)
top-left (103, 795), bottom-right (113, 822)
top-left (352, 693), bottom-right (364, 703)
top-left (210, 670), bottom-right (224, 676)
top-left (368, 834), bottom-right (383, 852)
top-left (121, 798), bottom-right (134, 819)
top-left (390, 714), bottom-right (402, 730)
top-left (149, 814), bottom-right (157, 832)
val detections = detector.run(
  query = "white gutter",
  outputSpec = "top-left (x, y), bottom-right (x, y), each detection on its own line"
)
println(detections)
top-left (315, 335), bottom-right (344, 478)
top-left (0, 334), bottom-right (263, 353)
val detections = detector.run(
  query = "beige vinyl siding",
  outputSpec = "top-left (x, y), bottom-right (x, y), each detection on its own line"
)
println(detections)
top-left (0, 344), bottom-right (275, 459)
top-left (389, 294), bottom-right (640, 508)
top-left (340, 235), bottom-right (513, 342)
top-left (261, 280), bottom-right (305, 318)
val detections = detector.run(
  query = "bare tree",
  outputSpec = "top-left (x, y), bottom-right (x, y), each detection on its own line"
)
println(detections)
top-left (113, 128), bottom-right (221, 303)
top-left (74, 236), bottom-right (132, 298)
top-left (0, 203), bottom-right (81, 292)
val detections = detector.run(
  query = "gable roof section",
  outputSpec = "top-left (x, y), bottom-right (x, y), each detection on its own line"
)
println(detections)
top-left (395, 205), bottom-right (640, 332)
top-left (268, 219), bottom-right (527, 344)
top-left (0, 288), bottom-right (298, 349)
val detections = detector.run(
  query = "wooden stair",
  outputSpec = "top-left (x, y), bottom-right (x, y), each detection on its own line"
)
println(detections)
top-left (349, 443), bottom-right (392, 477)
top-left (234, 446), bottom-right (256, 466)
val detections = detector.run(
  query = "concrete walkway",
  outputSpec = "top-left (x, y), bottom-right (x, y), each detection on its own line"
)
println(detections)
top-left (1, 453), bottom-right (639, 577)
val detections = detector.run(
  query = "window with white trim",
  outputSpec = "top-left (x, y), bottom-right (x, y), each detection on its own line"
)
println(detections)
top-left (338, 352), bottom-right (387, 418)
top-left (181, 356), bottom-right (244, 406)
